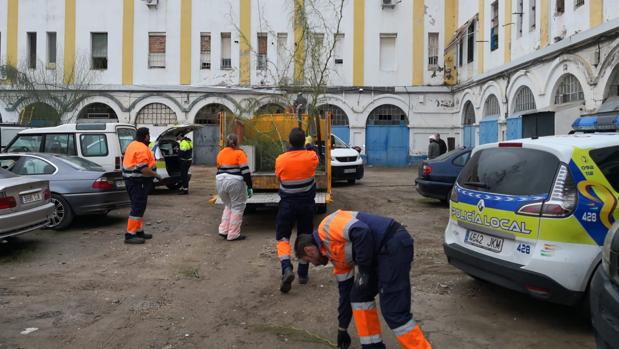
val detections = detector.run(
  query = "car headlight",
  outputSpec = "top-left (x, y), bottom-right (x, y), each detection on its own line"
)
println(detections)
top-left (331, 155), bottom-right (337, 162)
top-left (602, 222), bottom-right (619, 275)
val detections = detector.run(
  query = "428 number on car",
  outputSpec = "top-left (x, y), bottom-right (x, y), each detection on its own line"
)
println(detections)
top-left (516, 243), bottom-right (531, 255)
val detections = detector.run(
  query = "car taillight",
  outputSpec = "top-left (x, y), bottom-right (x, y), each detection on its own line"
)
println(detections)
top-left (0, 193), bottom-right (17, 209)
top-left (43, 187), bottom-right (51, 200)
top-left (422, 164), bottom-right (432, 176)
top-left (92, 177), bottom-right (115, 190)
top-left (450, 186), bottom-right (459, 202)
top-left (518, 164), bottom-right (577, 217)
top-left (115, 156), bottom-right (121, 170)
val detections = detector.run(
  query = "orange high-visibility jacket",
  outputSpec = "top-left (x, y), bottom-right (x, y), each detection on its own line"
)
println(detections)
top-left (275, 148), bottom-right (318, 200)
top-left (216, 147), bottom-right (253, 188)
top-left (122, 141), bottom-right (156, 178)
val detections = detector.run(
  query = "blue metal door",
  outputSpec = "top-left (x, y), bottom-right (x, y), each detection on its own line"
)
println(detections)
top-left (366, 125), bottom-right (409, 166)
top-left (506, 116), bottom-right (522, 140)
top-left (479, 117), bottom-right (498, 144)
top-left (463, 125), bottom-right (475, 148)
top-left (332, 126), bottom-right (350, 144)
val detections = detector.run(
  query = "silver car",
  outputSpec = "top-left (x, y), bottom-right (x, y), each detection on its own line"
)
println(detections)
top-left (0, 153), bottom-right (130, 230)
top-left (0, 167), bottom-right (54, 239)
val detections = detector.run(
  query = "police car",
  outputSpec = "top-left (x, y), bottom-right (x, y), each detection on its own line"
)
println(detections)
top-left (444, 115), bottom-right (619, 305)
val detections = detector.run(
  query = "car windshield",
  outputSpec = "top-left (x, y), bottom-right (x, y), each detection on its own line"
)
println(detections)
top-left (54, 155), bottom-right (104, 171)
top-left (0, 167), bottom-right (17, 178)
top-left (331, 135), bottom-right (349, 149)
top-left (6, 134), bottom-right (43, 153)
top-left (457, 147), bottom-right (559, 195)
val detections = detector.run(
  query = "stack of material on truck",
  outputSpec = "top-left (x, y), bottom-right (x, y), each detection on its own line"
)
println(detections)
top-left (210, 113), bottom-right (332, 213)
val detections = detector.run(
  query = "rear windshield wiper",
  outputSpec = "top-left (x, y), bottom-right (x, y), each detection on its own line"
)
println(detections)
top-left (464, 181), bottom-right (489, 189)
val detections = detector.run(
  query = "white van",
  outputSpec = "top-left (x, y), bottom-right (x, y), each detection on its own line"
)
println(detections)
top-left (0, 125), bottom-right (27, 151)
top-left (4, 123), bottom-right (136, 171)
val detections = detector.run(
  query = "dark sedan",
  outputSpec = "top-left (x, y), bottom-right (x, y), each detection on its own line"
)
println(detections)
top-left (590, 221), bottom-right (619, 349)
top-left (414, 148), bottom-right (471, 202)
top-left (0, 153), bottom-right (130, 230)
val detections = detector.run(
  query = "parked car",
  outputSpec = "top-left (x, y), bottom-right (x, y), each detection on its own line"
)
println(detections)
top-left (0, 167), bottom-right (54, 239)
top-left (444, 125), bottom-right (619, 306)
top-left (4, 122), bottom-right (136, 172)
top-left (0, 153), bottom-right (130, 230)
top-left (590, 221), bottom-right (619, 349)
top-left (330, 134), bottom-right (364, 184)
top-left (415, 148), bottom-right (471, 202)
top-left (150, 125), bottom-right (202, 189)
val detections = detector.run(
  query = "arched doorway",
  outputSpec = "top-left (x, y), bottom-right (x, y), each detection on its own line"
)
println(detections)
top-left (20, 103), bottom-right (60, 127)
top-left (77, 103), bottom-right (119, 121)
top-left (462, 101), bottom-right (476, 148)
top-left (135, 103), bottom-right (178, 139)
top-left (552, 73), bottom-right (584, 135)
top-left (480, 95), bottom-right (500, 144)
top-left (193, 103), bottom-right (234, 165)
top-left (507, 86), bottom-right (539, 140)
top-left (365, 104), bottom-right (409, 166)
top-left (601, 63), bottom-right (619, 106)
top-left (318, 104), bottom-right (350, 143)
top-left (256, 103), bottom-right (285, 115)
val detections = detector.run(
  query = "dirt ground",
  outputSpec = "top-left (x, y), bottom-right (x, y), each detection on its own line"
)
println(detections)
top-left (0, 167), bottom-right (595, 349)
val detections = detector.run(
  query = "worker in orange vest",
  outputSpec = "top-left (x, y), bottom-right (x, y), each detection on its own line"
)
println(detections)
top-left (274, 128), bottom-right (319, 293)
top-left (216, 134), bottom-right (253, 241)
top-left (122, 127), bottom-right (161, 244)
top-left (295, 210), bottom-right (432, 349)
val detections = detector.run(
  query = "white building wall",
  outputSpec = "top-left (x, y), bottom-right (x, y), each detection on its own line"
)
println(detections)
top-left (17, 0), bottom-right (64, 71)
top-left (510, 0), bottom-right (542, 62)
top-left (424, 0), bottom-right (445, 85)
top-left (458, 0), bottom-right (478, 26)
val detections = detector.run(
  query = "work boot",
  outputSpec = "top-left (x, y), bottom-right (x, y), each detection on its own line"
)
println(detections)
top-left (124, 233), bottom-right (145, 244)
top-left (298, 276), bottom-right (309, 284)
top-left (280, 268), bottom-right (295, 293)
top-left (297, 262), bottom-right (309, 284)
top-left (178, 189), bottom-right (188, 195)
top-left (136, 231), bottom-right (153, 239)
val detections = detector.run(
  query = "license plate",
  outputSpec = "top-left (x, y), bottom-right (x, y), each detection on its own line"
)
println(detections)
top-left (343, 168), bottom-right (356, 174)
top-left (465, 231), bottom-right (504, 253)
top-left (21, 192), bottom-right (42, 204)
top-left (116, 180), bottom-right (126, 188)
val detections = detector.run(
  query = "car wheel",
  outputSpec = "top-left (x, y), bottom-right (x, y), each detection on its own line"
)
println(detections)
top-left (48, 194), bottom-right (74, 230)
top-left (347, 179), bottom-right (356, 184)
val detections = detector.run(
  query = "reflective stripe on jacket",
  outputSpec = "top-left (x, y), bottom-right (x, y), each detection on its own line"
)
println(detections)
top-left (275, 147), bottom-right (319, 200)
top-left (123, 141), bottom-right (156, 178)
top-left (216, 147), bottom-right (252, 188)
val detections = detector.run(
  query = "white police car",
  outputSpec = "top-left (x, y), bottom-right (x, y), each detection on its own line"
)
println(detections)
top-left (444, 114), bottom-right (619, 305)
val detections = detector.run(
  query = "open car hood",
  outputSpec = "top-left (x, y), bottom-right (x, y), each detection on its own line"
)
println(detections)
top-left (156, 125), bottom-right (204, 141)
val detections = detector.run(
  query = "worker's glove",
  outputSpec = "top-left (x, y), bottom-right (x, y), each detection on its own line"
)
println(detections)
top-left (247, 188), bottom-right (253, 198)
top-left (337, 329), bottom-right (351, 349)
top-left (354, 271), bottom-right (371, 293)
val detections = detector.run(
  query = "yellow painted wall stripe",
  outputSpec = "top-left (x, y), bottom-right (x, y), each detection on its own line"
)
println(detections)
top-left (477, 0), bottom-right (484, 75)
top-left (294, 0), bottom-right (305, 84)
top-left (6, 0), bottom-right (18, 68)
top-left (122, 0), bottom-right (134, 85)
top-left (444, 0), bottom-right (457, 48)
top-left (412, 0), bottom-right (424, 85)
top-left (540, 0), bottom-right (548, 48)
top-left (64, 0), bottom-right (76, 84)
top-left (239, 0), bottom-right (251, 86)
top-left (504, 0), bottom-right (512, 64)
top-left (180, 0), bottom-right (192, 85)
top-left (352, 0), bottom-right (364, 86)
top-left (590, 0), bottom-right (603, 27)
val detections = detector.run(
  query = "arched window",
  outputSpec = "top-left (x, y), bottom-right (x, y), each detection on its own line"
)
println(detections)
top-left (195, 104), bottom-right (232, 125)
top-left (513, 86), bottom-right (536, 113)
top-left (483, 95), bottom-right (500, 117)
top-left (256, 103), bottom-right (285, 115)
top-left (318, 104), bottom-right (349, 126)
top-left (136, 103), bottom-right (177, 125)
top-left (604, 66), bottom-right (619, 100)
top-left (77, 103), bottom-right (118, 120)
top-left (554, 74), bottom-right (584, 105)
top-left (20, 103), bottom-right (60, 127)
top-left (462, 101), bottom-right (475, 125)
top-left (367, 105), bottom-right (408, 126)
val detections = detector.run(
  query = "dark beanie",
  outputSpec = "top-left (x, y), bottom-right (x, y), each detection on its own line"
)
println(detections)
top-left (136, 127), bottom-right (150, 142)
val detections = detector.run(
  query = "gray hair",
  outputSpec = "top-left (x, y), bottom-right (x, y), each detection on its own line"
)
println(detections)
top-left (226, 134), bottom-right (239, 148)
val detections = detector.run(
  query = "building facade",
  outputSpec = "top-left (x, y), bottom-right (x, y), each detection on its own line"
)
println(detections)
top-left (0, 0), bottom-right (617, 166)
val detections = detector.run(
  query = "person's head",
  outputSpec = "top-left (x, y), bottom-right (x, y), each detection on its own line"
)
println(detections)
top-left (434, 133), bottom-right (441, 140)
top-left (295, 233), bottom-right (328, 266)
top-left (136, 127), bottom-right (150, 145)
top-left (226, 134), bottom-right (239, 148)
top-left (176, 134), bottom-right (183, 141)
top-left (428, 135), bottom-right (435, 143)
top-left (289, 128), bottom-right (306, 148)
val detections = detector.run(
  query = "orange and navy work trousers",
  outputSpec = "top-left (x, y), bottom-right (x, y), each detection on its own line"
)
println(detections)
top-left (125, 178), bottom-right (152, 236)
top-left (275, 198), bottom-right (314, 276)
top-left (351, 228), bottom-right (432, 349)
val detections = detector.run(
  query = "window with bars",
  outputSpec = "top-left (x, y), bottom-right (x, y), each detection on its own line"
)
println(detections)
top-left (463, 102), bottom-right (476, 125)
top-left (467, 22), bottom-right (475, 63)
top-left (554, 74), bottom-right (584, 104)
top-left (484, 95), bottom-right (500, 116)
top-left (428, 32), bottom-right (439, 71)
top-left (91, 33), bottom-right (108, 70)
top-left (200, 33), bottom-right (211, 69)
top-left (490, 1), bottom-right (499, 51)
top-left (367, 105), bottom-right (408, 126)
top-left (513, 86), bottom-right (537, 113)
top-left (516, 0), bottom-right (523, 37)
top-left (574, 0), bottom-right (584, 8)
top-left (47, 32), bottom-right (57, 68)
top-left (195, 104), bottom-right (230, 125)
top-left (318, 104), bottom-right (349, 126)
top-left (148, 33), bottom-right (166, 68)
top-left (136, 103), bottom-right (177, 125)
top-left (221, 33), bottom-right (232, 69)
top-left (257, 33), bottom-right (267, 71)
